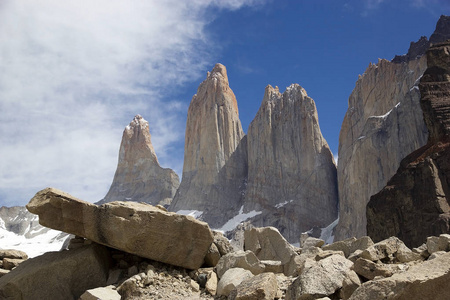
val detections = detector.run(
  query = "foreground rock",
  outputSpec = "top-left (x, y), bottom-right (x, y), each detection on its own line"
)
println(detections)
top-left (349, 251), bottom-right (450, 300)
top-left (0, 244), bottom-right (110, 300)
top-left (98, 115), bottom-right (180, 206)
top-left (367, 40), bottom-right (450, 248)
top-left (26, 187), bottom-right (214, 269)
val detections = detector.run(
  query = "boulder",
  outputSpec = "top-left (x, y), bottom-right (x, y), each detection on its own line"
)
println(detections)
top-left (0, 249), bottom-right (28, 260)
top-left (349, 252), bottom-right (450, 300)
top-left (0, 244), bottom-right (110, 300)
top-left (427, 236), bottom-right (441, 254)
top-left (217, 268), bottom-right (253, 297)
top-left (286, 254), bottom-right (353, 300)
top-left (1, 258), bottom-right (25, 271)
top-left (244, 226), bottom-right (297, 264)
top-left (339, 270), bottom-right (361, 300)
top-left (27, 187), bottom-right (214, 269)
top-left (284, 255), bottom-right (316, 277)
top-left (360, 236), bottom-right (405, 262)
top-left (204, 243), bottom-right (220, 267)
top-left (315, 250), bottom-right (345, 261)
top-left (323, 236), bottom-right (374, 258)
top-left (216, 250), bottom-right (264, 278)
top-left (213, 230), bottom-right (234, 256)
top-left (261, 260), bottom-right (284, 273)
top-left (352, 258), bottom-right (393, 280)
top-left (302, 237), bottom-right (325, 250)
top-left (79, 286), bottom-right (121, 300)
top-left (438, 234), bottom-right (450, 251)
top-left (205, 271), bottom-right (218, 296)
top-left (229, 272), bottom-right (278, 300)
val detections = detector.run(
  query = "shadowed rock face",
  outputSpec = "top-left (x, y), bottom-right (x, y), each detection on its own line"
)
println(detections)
top-left (98, 115), bottom-right (179, 207)
top-left (244, 84), bottom-right (338, 242)
top-left (169, 63), bottom-right (247, 227)
top-left (367, 41), bottom-right (450, 248)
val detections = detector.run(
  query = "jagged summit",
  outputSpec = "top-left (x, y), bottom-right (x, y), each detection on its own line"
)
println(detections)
top-left (98, 114), bottom-right (179, 206)
top-left (207, 63), bottom-right (229, 84)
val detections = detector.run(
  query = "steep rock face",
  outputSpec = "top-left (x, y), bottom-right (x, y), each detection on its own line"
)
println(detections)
top-left (336, 16), bottom-right (450, 241)
top-left (367, 41), bottom-right (450, 248)
top-left (335, 52), bottom-right (429, 241)
top-left (244, 85), bottom-right (338, 242)
top-left (98, 115), bottom-right (179, 206)
top-left (169, 64), bottom-right (247, 227)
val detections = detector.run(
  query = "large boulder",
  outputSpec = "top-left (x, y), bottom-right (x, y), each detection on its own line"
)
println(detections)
top-left (26, 187), bottom-right (214, 269)
top-left (216, 250), bottom-right (265, 278)
top-left (349, 251), bottom-right (450, 300)
top-left (244, 226), bottom-right (297, 264)
top-left (0, 244), bottom-right (110, 300)
top-left (217, 268), bottom-right (253, 297)
top-left (286, 254), bottom-right (353, 300)
top-left (229, 272), bottom-right (278, 300)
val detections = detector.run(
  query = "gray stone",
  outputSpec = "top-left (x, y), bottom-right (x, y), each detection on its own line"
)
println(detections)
top-left (204, 242), bottom-right (221, 267)
top-left (216, 250), bottom-right (264, 278)
top-left (426, 236), bottom-right (441, 254)
top-left (0, 244), bottom-right (110, 300)
top-left (230, 272), bottom-right (278, 300)
top-left (79, 286), bottom-right (121, 300)
top-left (244, 226), bottom-right (297, 264)
top-left (438, 234), bottom-right (450, 251)
top-left (216, 268), bottom-right (253, 297)
top-left (352, 258), bottom-right (393, 280)
top-left (261, 260), bottom-right (284, 273)
top-left (339, 270), bottom-right (361, 300)
top-left (302, 237), bottom-right (325, 250)
top-left (205, 271), bottom-right (218, 296)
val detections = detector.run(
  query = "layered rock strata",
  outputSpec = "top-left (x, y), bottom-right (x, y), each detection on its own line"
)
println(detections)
top-left (27, 187), bottom-right (213, 269)
top-left (98, 115), bottom-right (179, 206)
top-left (169, 64), bottom-right (247, 227)
top-left (367, 41), bottom-right (450, 248)
top-left (244, 84), bottom-right (338, 242)
top-left (336, 15), bottom-right (450, 241)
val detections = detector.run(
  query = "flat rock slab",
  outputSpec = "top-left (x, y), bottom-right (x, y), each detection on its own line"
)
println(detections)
top-left (27, 187), bottom-right (214, 269)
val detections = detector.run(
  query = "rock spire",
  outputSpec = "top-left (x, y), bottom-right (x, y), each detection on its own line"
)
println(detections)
top-left (98, 115), bottom-right (179, 206)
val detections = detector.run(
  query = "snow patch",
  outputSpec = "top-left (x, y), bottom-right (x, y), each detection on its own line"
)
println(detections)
top-left (275, 200), bottom-right (293, 208)
top-left (176, 210), bottom-right (203, 219)
top-left (215, 206), bottom-right (262, 233)
top-left (319, 217), bottom-right (339, 245)
top-left (369, 102), bottom-right (400, 120)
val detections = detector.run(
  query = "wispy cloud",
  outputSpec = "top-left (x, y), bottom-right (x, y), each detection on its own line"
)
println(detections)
top-left (0, 0), bottom-right (267, 206)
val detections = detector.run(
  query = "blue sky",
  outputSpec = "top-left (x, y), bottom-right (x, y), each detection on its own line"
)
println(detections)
top-left (1, 0), bottom-right (449, 207)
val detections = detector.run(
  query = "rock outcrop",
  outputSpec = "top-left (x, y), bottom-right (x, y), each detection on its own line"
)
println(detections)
top-left (98, 115), bottom-right (179, 206)
top-left (169, 63), bottom-right (247, 228)
top-left (27, 187), bottom-right (213, 269)
top-left (244, 84), bottom-right (338, 242)
top-left (367, 40), bottom-right (450, 248)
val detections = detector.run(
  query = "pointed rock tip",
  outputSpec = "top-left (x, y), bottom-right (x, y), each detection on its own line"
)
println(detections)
top-left (210, 63), bottom-right (228, 82)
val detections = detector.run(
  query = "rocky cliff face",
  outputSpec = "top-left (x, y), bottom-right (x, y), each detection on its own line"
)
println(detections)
top-left (169, 64), bottom-right (247, 226)
top-left (98, 115), bottom-right (180, 206)
top-left (367, 41), bottom-right (450, 248)
top-left (335, 56), bottom-right (428, 240)
top-left (243, 84), bottom-right (338, 242)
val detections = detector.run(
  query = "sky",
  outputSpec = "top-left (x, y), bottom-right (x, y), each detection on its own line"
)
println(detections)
top-left (1, 0), bottom-right (449, 207)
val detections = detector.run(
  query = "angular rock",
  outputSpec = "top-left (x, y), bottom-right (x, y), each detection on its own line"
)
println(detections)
top-left (315, 250), bottom-right (345, 261)
top-left (367, 41), bottom-right (450, 248)
top-left (217, 268), bottom-right (253, 297)
top-left (353, 258), bottom-right (393, 280)
top-left (205, 271), bottom-right (218, 296)
top-left (360, 237), bottom-right (404, 262)
top-left (0, 249), bottom-right (28, 260)
top-left (244, 226), bottom-right (296, 264)
top-left (0, 244), bottom-right (110, 300)
top-left (349, 251), bottom-right (450, 300)
top-left (427, 236), bottom-right (441, 254)
top-left (428, 251), bottom-right (447, 260)
top-left (229, 272), bottom-right (278, 300)
top-left (339, 270), bottom-right (361, 300)
top-left (215, 250), bottom-right (264, 278)
top-left (284, 255), bottom-right (316, 277)
top-left (302, 237), bottom-right (325, 250)
top-left (245, 84), bottom-right (338, 243)
top-left (26, 187), bottom-right (214, 269)
top-left (2, 258), bottom-right (25, 271)
top-left (286, 254), bottom-right (353, 300)
top-left (213, 230), bottom-right (234, 256)
top-left (322, 236), bottom-right (374, 258)
top-left (261, 260), bottom-right (284, 273)
top-left (204, 243), bottom-right (221, 267)
top-left (98, 115), bottom-right (180, 206)
top-left (438, 234), bottom-right (450, 251)
top-left (79, 286), bottom-right (121, 300)
top-left (170, 63), bottom-right (247, 228)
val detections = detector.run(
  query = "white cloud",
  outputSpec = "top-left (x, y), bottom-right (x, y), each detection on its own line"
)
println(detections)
top-left (0, 0), bottom-right (266, 206)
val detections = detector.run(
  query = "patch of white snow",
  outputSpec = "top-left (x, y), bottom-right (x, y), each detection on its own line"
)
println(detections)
top-left (176, 210), bottom-right (203, 219)
top-left (215, 206), bottom-right (262, 233)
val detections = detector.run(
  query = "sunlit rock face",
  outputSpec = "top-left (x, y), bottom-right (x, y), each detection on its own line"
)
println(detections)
top-left (98, 115), bottom-right (180, 206)
top-left (169, 63), bottom-right (247, 227)
top-left (243, 84), bottom-right (338, 242)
